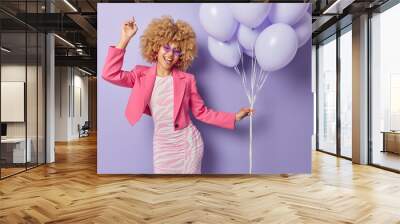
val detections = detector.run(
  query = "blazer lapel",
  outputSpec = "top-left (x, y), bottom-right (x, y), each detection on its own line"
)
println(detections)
top-left (142, 64), bottom-right (157, 110)
top-left (172, 68), bottom-right (186, 122)
top-left (142, 65), bottom-right (186, 122)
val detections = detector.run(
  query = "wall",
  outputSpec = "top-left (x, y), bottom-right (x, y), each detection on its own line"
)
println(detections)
top-left (97, 3), bottom-right (313, 174)
top-left (73, 71), bottom-right (89, 137)
top-left (54, 67), bottom-right (89, 141)
top-left (55, 66), bottom-right (69, 141)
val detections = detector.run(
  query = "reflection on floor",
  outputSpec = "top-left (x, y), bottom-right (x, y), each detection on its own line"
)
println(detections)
top-left (373, 150), bottom-right (400, 171)
top-left (0, 163), bottom-right (40, 178)
top-left (341, 147), bottom-right (352, 158)
top-left (0, 167), bottom-right (25, 177)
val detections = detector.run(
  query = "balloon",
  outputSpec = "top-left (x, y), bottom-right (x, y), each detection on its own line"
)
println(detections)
top-left (293, 13), bottom-right (312, 48)
top-left (199, 3), bottom-right (239, 42)
top-left (268, 3), bottom-right (308, 25)
top-left (208, 36), bottom-right (241, 67)
top-left (255, 23), bottom-right (298, 71)
top-left (237, 19), bottom-right (272, 53)
top-left (230, 3), bottom-right (271, 28)
top-left (237, 24), bottom-right (260, 51)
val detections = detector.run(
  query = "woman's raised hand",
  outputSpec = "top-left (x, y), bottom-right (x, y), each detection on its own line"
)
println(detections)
top-left (122, 17), bottom-right (138, 39)
top-left (117, 16), bottom-right (138, 49)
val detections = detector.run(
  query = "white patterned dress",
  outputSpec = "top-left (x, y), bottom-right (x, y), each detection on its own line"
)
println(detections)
top-left (149, 75), bottom-right (204, 174)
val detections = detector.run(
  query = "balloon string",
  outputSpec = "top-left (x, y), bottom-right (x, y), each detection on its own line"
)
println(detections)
top-left (252, 44), bottom-right (257, 104)
top-left (237, 44), bottom-right (249, 97)
top-left (234, 66), bottom-right (251, 102)
top-left (249, 102), bottom-right (253, 174)
top-left (259, 72), bottom-right (269, 93)
top-left (256, 72), bottom-right (268, 96)
top-left (234, 44), bottom-right (270, 174)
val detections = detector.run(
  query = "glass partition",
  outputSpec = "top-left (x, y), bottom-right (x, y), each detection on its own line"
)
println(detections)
top-left (371, 3), bottom-right (400, 171)
top-left (1, 31), bottom-right (28, 177)
top-left (339, 28), bottom-right (352, 158)
top-left (317, 36), bottom-right (337, 154)
top-left (0, 1), bottom-right (46, 179)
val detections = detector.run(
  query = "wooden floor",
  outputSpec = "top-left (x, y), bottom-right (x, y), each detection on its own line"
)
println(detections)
top-left (1, 134), bottom-right (400, 224)
top-left (0, 167), bottom-right (26, 178)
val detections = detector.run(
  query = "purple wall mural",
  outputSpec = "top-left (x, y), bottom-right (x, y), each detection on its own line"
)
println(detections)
top-left (97, 3), bottom-right (313, 174)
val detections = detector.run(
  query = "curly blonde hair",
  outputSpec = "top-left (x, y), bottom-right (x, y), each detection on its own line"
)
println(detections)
top-left (140, 16), bottom-right (197, 71)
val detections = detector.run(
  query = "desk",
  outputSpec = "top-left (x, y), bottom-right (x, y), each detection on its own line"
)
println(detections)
top-left (1, 138), bottom-right (32, 163)
top-left (381, 131), bottom-right (400, 154)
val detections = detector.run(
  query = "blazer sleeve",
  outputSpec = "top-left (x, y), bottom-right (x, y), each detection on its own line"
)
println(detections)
top-left (189, 76), bottom-right (236, 130)
top-left (102, 46), bottom-right (139, 88)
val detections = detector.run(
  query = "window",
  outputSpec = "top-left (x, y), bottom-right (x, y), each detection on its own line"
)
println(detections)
top-left (339, 28), bottom-right (352, 158)
top-left (371, 2), bottom-right (400, 171)
top-left (317, 36), bottom-right (337, 154)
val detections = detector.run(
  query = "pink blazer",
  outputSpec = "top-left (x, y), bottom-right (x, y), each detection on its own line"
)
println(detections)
top-left (102, 46), bottom-right (236, 130)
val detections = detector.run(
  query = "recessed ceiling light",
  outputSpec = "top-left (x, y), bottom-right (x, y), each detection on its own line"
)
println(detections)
top-left (54, 34), bottom-right (75, 48)
top-left (63, 0), bottom-right (78, 12)
top-left (78, 67), bottom-right (93, 76)
top-left (1, 47), bottom-right (11, 53)
top-left (323, 0), bottom-right (355, 15)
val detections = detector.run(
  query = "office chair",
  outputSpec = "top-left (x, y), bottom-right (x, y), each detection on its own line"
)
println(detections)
top-left (79, 121), bottom-right (90, 138)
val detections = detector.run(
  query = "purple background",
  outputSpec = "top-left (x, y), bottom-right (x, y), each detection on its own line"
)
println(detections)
top-left (97, 3), bottom-right (312, 174)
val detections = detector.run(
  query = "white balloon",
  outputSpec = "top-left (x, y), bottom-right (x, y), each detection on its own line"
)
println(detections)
top-left (268, 3), bottom-right (308, 25)
top-left (199, 3), bottom-right (238, 42)
top-left (255, 23), bottom-right (298, 71)
top-left (293, 13), bottom-right (312, 48)
top-left (230, 3), bottom-right (271, 28)
top-left (208, 36), bottom-right (241, 67)
top-left (237, 24), bottom-right (260, 51)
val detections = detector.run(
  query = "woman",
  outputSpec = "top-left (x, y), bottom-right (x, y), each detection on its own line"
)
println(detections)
top-left (102, 16), bottom-right (253, 174)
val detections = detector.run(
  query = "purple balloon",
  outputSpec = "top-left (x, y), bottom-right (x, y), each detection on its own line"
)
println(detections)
top-left (237, 24), bottom-right (260, 51)
top-left (208, 36), bottom-right (242, 67)
top-left (268, 3), bottom-right (308, 25)
top-left (237, 19), bottom-right (272, 53)
top-left (199, 3), bottom-right (239, 42)
top-left (230, 3), bottom-right (271, 28)
top-left (255, 23), bottom-right (298, 72)
top-left (293, 13), bottom-right (312, 48)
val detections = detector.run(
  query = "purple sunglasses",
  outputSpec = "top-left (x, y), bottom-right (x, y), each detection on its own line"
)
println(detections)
top-left (162, 44), bottom-right (182, 57)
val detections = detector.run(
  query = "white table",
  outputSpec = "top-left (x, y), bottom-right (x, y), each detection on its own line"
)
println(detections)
top-left (1, 138), bottom-right (32, 163)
